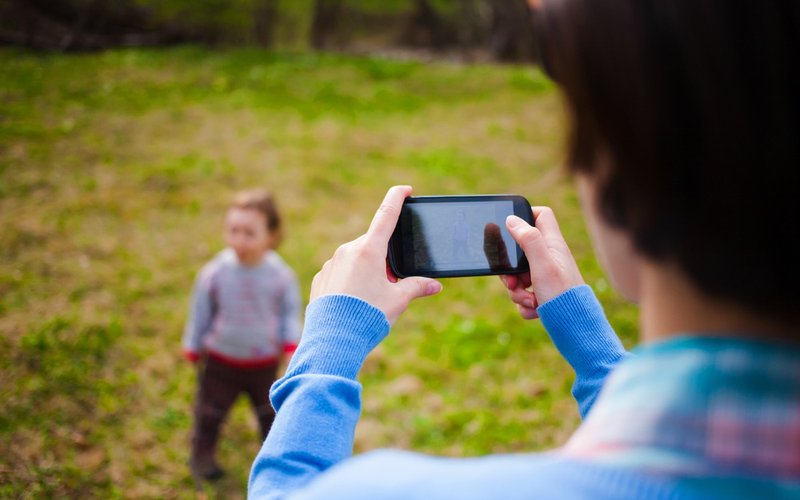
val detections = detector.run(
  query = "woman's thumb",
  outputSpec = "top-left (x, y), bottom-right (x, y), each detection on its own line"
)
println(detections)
top-left (506, 215), bottom-right (548, 264)
top-left (397, 277), bottom-right (443, 301)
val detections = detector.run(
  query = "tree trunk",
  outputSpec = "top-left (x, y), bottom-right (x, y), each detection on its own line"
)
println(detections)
top-left (58, 0), bottom-right (97, 51)
top-left (253, 0), bottom-right (279, 48)
top-left (457, 0), bottom-right (485, 47)
top-left (453, 0), bottom-right (490, 61)
top-left (0, 0), bottom-right (171, 51)
top-left (310, 0), bottom-right (343, 50)
top-left (489, 0), bottom-right (538, 62)
top-left (404, 0), bottom-right (449, 48)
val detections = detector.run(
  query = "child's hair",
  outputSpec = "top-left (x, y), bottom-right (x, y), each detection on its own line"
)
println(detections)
top-left (230, 189), bottom-right (283, 248)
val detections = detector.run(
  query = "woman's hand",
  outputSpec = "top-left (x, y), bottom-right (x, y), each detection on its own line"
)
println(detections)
top-left (501, 207), bottom-right (585, 319)
top-left (310, 186), bottom-right (443, 325)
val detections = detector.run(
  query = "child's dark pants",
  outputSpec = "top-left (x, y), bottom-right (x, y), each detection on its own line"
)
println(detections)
top-left (192, 356), bottom-right (278, 468)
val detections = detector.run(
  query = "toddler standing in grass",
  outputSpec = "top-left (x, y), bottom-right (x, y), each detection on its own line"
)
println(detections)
top-left (182, 189), bottom-right (301, 481)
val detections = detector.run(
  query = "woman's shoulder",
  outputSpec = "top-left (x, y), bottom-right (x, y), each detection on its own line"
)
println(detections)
top-left (292, 450), bottom-right (682, 500)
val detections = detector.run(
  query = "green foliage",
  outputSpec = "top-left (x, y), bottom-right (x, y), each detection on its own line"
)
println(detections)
top-left (1, 317), bottom-right (124, 496)
top-left (134, 0), bottom-right (285, 44)
top-left (0, 46), bottom-right (637, 497)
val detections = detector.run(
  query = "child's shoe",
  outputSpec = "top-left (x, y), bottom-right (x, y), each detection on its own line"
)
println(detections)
top-left (191, 455), bottom-right (225, 481)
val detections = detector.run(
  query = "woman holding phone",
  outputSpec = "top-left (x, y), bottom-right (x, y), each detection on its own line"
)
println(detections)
top-left (249, 1), bottom-right (800, 498)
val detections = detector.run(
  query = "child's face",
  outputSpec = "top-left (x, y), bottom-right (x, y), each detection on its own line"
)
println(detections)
top-left (224, 207), bottom-right (272, 265)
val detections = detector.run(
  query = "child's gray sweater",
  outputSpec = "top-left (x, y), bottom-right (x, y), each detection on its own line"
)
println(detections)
top-left (182, 248), bottom-right (302, 367)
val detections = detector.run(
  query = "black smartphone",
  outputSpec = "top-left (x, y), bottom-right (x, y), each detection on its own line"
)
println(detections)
top-left (388, 195), bottom-right (533, 278)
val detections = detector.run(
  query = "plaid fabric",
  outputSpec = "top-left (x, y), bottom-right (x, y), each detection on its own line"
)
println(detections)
top-left (563, 337), bottom-right (800, 483)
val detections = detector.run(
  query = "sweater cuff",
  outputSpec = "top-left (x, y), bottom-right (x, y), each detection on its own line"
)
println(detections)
top-left (183, 349), bottom-right (200, 362)
top-left (537, 284), bottom-right (626, 370)
top-left (283, 295), bottom-right (390, 381)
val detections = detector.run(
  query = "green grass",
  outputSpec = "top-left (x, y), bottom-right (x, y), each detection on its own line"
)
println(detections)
top-left (0, 46), bottom-right (639, 498)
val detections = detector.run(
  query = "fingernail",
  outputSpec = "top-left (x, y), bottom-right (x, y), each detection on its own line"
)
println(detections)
top-left (426, 282), bottom-right (442, 295)
top-left (506, 215), bottom-right (522, 229)
top-left (523, 298), bottom-right (535, 309)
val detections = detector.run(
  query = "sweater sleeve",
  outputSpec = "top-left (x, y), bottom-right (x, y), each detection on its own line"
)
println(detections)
top-left (248, 294), bottom-right (390, 499)
top-left (181, 269), bottom-right (215, 360)
top-left (537, 285), bottom-right (629, 418)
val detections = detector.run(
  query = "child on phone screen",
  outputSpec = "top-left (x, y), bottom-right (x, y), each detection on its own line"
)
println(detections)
top-left (182, 189), bottom-right (301, 480)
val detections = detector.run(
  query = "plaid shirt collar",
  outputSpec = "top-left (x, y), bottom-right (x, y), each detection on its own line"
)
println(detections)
top-left (564, 336), bottom-right (800, 482)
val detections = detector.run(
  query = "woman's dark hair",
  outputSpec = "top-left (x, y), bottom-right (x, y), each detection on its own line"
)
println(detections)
top-left (231, 189), bottom-right (283, 248)
top-left (535, 1), bottom-right (799, 321)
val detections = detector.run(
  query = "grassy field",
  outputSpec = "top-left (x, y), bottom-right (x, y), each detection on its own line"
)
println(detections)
top-left (0, 47), bottom-right (639, 498)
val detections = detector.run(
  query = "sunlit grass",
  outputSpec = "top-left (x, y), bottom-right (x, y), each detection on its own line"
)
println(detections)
top-left (0, 46), bottom-right (638, 497)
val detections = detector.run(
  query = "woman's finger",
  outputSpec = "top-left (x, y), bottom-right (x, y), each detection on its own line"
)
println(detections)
top-left (507, 286), bottom-right (536, 309)
top-left (366, 185), bottom-right (412, 245)
top-left (386, 261), bottom-right (398, 283)
top-left (500, 274), bottom-right (516, 290)
top-left (531, 206), bottom-right (565, 240)
top-left (518, 303), bottom-right (539, 320)
top-left (506, 216), bottom-right (558, 277)
top-left (501, 272), bottom-right (532, 291)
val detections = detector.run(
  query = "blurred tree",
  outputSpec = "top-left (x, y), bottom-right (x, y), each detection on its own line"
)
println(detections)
top-left (310, 0), bottom-right (342, 50)
top-left (0, 0), bottom-right (168, 51)
top-left (0, 0), bottom-right (541, 64)
top-left (401, 0), bottom-right (453, 49)
top-left (489, 0), bottom-right (537, 62)
top-left (455, 0), bottom-right (486, 49)
top-left (253, 0), bottom-right (279, 47)
top-left (136, 0), bottom-right (258, 45)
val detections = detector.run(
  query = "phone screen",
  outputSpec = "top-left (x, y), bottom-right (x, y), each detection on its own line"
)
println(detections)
top-left (391, 196), bottom-right (530, 278)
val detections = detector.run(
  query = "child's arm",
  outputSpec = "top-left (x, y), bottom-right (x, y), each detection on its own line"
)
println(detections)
top-left (182, 269), bottom-right (215, 362)
top-left (278, 272), bottom-right (303, 363)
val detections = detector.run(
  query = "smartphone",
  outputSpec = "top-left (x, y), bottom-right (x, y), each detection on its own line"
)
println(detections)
top-left (388, 195), bottom-right (533, 278)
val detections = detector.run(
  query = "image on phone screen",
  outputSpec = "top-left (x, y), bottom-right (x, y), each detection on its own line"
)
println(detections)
top-left (389, 195), bottom-right (532, 278)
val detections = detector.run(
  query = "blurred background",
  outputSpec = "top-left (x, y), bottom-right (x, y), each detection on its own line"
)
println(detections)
top-left (1, 0), bottom-right (541, 61)
top-left (0, 0), bottom-right (639, 498)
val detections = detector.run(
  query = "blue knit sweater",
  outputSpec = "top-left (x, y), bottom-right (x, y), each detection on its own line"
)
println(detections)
top-left (248, 285), bottom-right (800, 499)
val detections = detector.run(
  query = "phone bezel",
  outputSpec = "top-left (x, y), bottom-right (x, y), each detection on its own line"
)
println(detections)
top-left (387, 195), bottom-right (534, 279)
